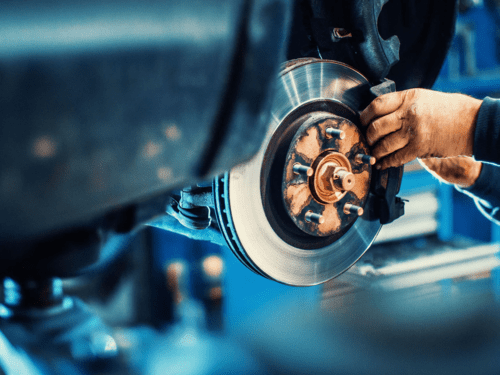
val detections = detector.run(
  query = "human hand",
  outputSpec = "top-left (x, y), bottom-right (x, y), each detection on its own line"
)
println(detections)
top-left (360, 89), bottom-right (482, 170)
top-left (419, 156), bottom-right (482, 188)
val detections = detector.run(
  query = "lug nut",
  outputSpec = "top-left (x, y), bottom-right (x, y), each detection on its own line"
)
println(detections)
top-left (355, 154), bottom-right (376, 165)
top-left (325, 128), bottom-right (345, 139)
top-left (344, 203), bottom-right (364, 216)
top-left (293, 163), bottom-right (314, 177)
top-left (333, 169), bottom-right (355, 191)
top-left (305, 211), bottom-right (325, 224)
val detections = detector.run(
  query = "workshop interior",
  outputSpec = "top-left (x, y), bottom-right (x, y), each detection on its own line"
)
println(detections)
top-left (1, 0), bottom-right (500, 373)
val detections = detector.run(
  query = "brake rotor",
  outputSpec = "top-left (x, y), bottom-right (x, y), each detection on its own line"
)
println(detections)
top-left (214, 59), bottom-right (381, 286)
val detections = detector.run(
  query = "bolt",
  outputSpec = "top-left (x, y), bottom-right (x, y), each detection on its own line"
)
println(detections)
top-left (293, 163), bottom-right (314, 177)
top-left (326, 128), bottom-right (345, 139)
top-left (305, 211), bottom-right (325, 224)
top-left (355, 154), bottom-right (376, 165)
top-left (333, 169), bottom-right (355, 191)
top-left (344, 203), bottom-right (364, 216)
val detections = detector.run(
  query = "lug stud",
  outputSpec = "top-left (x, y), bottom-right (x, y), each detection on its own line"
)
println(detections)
top-left (305, 211), bottom-right (325, 224)
top-left (326, 127), bottom-right (345, 139)
top-left (344, 203), bottom-right (363, 216)
top-left (293, 163), bottom-right (314, 177)
top-left (355, 154), bottom-right (376, 165)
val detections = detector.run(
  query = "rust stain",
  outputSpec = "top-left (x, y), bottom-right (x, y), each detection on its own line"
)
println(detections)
top-left (319, 118), bottom-right (343, 134)
top-left (285, 183), bottom-right (312, 216)
top-left (338, 122), bottom-right (359, 154)
top-left (285, 156), bottom-right (297, 182)
top-left (317, 203), bottom-right (341, 235)
top-left (350, 170), bottom-right (370, 200)
top-left (294, 126), bottom-right (321, 162)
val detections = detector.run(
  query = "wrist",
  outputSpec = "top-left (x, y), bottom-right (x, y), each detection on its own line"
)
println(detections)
top-left (456, 161), bottom-right (482, 188)
top-left (463, 97), bottom-right (482, 157)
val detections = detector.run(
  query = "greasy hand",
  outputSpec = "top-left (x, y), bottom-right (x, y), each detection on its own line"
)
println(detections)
top-left (419, 157), bottom-right (482, 188)
top-left (360, 89), bottom-right (482, 170)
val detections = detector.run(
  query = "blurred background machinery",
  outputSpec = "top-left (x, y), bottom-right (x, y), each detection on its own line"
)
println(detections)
top-left (1, 0), bottom-right (500, 374)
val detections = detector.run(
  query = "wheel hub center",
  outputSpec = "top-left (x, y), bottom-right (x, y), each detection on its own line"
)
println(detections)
top-left (281, 111), bottom-right (373, 237)
top-left (312, 152), bottom-right (355, 204)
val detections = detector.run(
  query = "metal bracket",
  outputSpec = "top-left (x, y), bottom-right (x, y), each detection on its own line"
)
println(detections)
top-left (370, 167), bottom-right (405, 224)
top-left (368, 78), bottom-right (406, 225)
top-left (167, 185), bottom-right (214, 230)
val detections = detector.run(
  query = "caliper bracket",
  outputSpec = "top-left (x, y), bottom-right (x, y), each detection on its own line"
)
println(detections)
top-left (367, 78), bottom-right (405, 225)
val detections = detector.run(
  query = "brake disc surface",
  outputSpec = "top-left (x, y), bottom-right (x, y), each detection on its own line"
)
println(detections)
top-left (214, 59), bottom-right (381, 286)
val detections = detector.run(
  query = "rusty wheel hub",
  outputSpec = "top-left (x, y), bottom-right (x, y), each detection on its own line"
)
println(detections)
top-left (282, 111), bottom-right (373, 237)
top-left (312, 152), bottom-right (354, 204)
